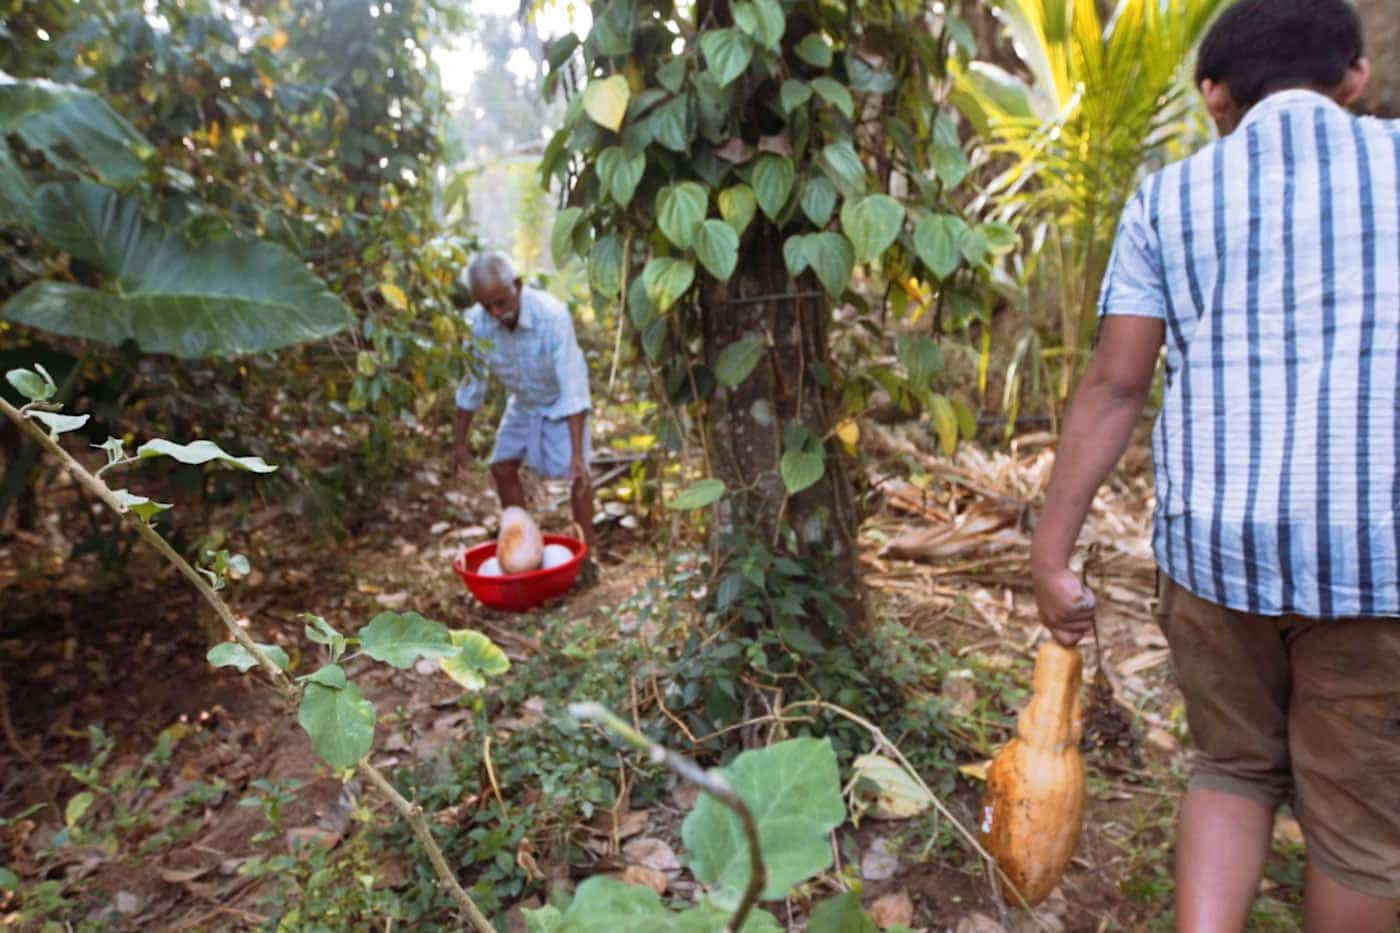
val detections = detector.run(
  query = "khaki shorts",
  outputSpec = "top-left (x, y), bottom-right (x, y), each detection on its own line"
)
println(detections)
top-left (1155, 574), bottom-right (1400, 898)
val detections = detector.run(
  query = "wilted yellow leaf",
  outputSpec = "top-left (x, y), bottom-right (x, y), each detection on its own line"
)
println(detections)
top-left (836, 418), bottom-right (859, 454)
top-left (379, 282), bottom-right (408, 310)
top-left (281, 188), bottom-right (296, 211)
top-left (267, 28), bottom-right (288, 52)
top-left (207, 121), bottom-right (220, 147)
top-left (582, 75), bottom-right (630, 132)
top-left (957, 760), bottom-right (990, 782)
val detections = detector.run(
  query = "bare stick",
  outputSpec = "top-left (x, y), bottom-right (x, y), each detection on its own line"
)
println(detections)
top-left (0, 395), bottom-right (494, 932)
top-left (569, 702), bottom-right (766, 932)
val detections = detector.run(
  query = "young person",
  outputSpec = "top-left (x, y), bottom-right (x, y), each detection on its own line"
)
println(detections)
top-left (1030, 0), bottom-right (1399, 929)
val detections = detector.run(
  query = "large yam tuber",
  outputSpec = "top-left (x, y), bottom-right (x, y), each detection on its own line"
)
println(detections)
top-left (979, 640), bottom-right (1085, 906)
top-left (497, 506), bottom-right (543, 574)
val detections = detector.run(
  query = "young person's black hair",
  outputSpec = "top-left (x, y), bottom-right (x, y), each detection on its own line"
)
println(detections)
top-left (1195, 0), bottom-right (1363, 110)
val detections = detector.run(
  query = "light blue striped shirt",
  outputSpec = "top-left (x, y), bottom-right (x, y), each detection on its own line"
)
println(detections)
top-left (454, 286), bottom-right (592, 420)
top-left (1100, 90), bottom-right (1399, 618)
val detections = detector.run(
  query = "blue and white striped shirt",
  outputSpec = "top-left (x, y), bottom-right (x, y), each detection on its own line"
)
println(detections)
top-left (1100, 90), bottom-right (1399, 618)
top-left (454, 286), bottom-right (592, 420)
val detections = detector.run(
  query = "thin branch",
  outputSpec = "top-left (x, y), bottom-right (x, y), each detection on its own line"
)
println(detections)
top-left (0, 394), bottom-right (494, 933)
top-left (569, 702), bottom-right (766, 933)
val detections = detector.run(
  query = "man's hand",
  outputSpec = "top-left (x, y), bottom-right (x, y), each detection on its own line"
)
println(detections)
top-left (568, 456), bottom-right (591, 496)
top-left (450, 441), bottom-right (472, 478)
top-left (1033, 565), bottom-right (1096, 646)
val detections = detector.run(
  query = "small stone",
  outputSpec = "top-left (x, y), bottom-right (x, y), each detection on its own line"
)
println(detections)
top-left (429, 521), bottom-right (451, 535)
top-left (621, 837), bottom-right (680, 873)
top-left (414, 659), bottom-right (438, 675)
top-left (114, 891), bottom-right (143, 915)
top-left (867, 891), bottom-right (914, 928)
top-left (861, 836), bottom-right (900, 881)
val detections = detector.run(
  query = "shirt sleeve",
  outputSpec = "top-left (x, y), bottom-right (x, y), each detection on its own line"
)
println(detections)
top-left (455, 306), bottom-right (489, 412)
top-left (545, 308), bottom-right (592, 419)
top-left (1097, 184), bottom-right (1166, 320)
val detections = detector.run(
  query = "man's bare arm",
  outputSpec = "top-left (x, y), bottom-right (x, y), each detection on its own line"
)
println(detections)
top-left (1031, 315), bottom-right (1164, 644)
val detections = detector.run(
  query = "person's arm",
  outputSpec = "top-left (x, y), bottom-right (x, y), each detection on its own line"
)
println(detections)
top-left (565, 411), bottom-right (589, 492)
top-left (452, 407), bottom-right (475, 477)
top-left (1031, 315), bottom-right (1164, 644)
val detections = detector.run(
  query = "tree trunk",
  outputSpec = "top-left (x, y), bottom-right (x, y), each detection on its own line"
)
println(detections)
top-left (700, 246), bottom-right (864, 626)
top-left (1356, 0), bottom-right (1399, 117)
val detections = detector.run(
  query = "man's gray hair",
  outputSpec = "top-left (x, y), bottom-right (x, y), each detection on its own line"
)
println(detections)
top-left (466, 251), bottom-right (516, 293)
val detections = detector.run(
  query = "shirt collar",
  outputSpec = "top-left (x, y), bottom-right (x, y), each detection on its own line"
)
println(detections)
top-left (1239, 88), bottom-right (1345, 131)
top-left (514, 288), bottom-right (536, 330)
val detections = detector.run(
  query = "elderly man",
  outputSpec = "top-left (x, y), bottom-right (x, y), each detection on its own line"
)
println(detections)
top-left (452, 251), bottom-right (594, 552)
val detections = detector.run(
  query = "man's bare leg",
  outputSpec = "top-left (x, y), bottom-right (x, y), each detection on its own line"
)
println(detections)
top-left (489, 459), bottom-right (527, 510)
top-left (1175, 788), bottom-right (1273, 932)
top-left (1302, 859), bottom-right (1398, 933)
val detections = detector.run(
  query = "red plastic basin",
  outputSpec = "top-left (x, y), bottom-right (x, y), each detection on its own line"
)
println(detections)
top-left (452, 534), bottom-right (587, 612)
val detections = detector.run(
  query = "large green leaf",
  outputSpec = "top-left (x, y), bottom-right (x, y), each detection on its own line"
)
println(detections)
top-left (0, 73), bottom-right (153, 185)
top-left (798, 232), bottom-right (855, 298)
top-left (699, 28), bottom-right (753, 87)
top-left (819, 141), bottom-right (867, 198)
top-left (913, 212), bottom-right (967, 279)
top-left (208, 642), bottom-right (291, 673)
top-left (357, 612), bottom-right (455, 669)
top-left (527, 876), bottom-right (781, 932)
top-left (596, 146), bottom-right (646, 206)
top-left (794, 34), bottom-right (833, 68)
top-left (657, 182), bottom-right (708, 249)
top-left (810, 78), bottom-right (854, 120)
top-left (297, 669), bottom-right (376, 770)
top-left (667, 478), bottom-right (727, 511)
top-left (137, 438), bottom-right (276, 472)
top-left (779, 447), bottom-right (826, 494)
top-left (839, 194), bottom-right (905, 263)
top-left (713, 336), bottom-right (765, 388)
top-left (439, 629), bottom-right (510, 690)
top-left (647, 96), bottom-right (692, 152)
top-left (799, 176), bottom-right (837, 227)
top-left (589, 235), bottom-right (625, 296)
top-left (718, 185), bottom-right (757, 235)
top-left (5, 183), bottom-right (350, 358)
top-left (896, 334), bottom-right (943, 390)
top-left (693, 220), bottom-right (739, 280)
top-left (733, 0), bottom-right (785, 49)
top-left (642, 257), bottom-right (695, 312)
top-left (779, 80), bottom-right (812, 114)
top-left (681, 738), bottom-right (845, 903)
top-left (751, 155), bottom-right (794, 221)
top-left (551, 206), bottom-right (585, 267)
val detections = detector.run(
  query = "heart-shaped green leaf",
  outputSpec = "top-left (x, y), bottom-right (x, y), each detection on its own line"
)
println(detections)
top-left (713, 336), bottom-right (765, 387)
top-left (667, 478), bottom-right (727, 510)
top-left (752, 155), bottom-right (795, 221)
top-left (298, 677), bottom-right (376, 770)
top-left (799, 177), bottom-right (837, 227)
top-left (656, 182), bottom-right (708, 249)
top-left (718, 184), bottom-right (757, 235)
top-left (693, 219), bottom-right (739, 280)
top-left (208, 641), bottom-right (290, 673)
top-left (913, 212), bottom-right (967, 279)
top-left (357, 612), bottom-right (455, 669)
top-left (642, 257), bottom-right (695, 311)
top-left (596, 146), bottom-right (646, 206)
top-left (839, 194), bottom-right (905, 263)
top-left (699, 28), bottom-right (753, 87)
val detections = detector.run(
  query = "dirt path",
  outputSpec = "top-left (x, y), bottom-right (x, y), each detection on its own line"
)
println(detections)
top-left (0, 440), bottom-right (1310, 931)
